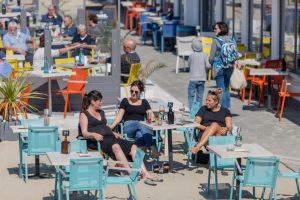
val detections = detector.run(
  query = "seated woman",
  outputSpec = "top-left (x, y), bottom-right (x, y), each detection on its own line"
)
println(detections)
top-left (110, 80), bottom-right (160, 158)
top-left (191, 89), bottom-right (232, 154)
top-left (79, 90), bottom-right (162, 185)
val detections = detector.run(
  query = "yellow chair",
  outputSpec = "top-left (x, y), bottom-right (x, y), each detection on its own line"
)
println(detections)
top-left (54, 57), bottom-right (75, 72)
top-left (121, 63), bottom-right (141, 98)
top-left (0, 40), bottom-right (3, 48)
top-left (237, 43), bottom-right (247, 52)
top-left (6, 50), bottom-right (14, 55)
top-left (203, 47), bottom-right (213, 81)
top-left (201, 37), bottom-right (213, 45)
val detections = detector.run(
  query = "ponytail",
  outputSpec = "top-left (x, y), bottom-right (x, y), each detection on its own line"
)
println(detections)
top-left (81, 93), bottom-right (89, 113)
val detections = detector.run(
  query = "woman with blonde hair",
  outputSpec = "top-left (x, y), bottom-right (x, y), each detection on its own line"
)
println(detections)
top-left (191, 88), bottom-right (232, 154)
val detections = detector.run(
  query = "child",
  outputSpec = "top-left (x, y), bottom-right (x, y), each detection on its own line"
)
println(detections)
top-left (188, 39), bottom-right (211, 110)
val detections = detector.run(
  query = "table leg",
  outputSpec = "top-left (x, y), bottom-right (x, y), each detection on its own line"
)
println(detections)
top-left (267, 75), bottom-right (272, 110)
top-left (214, 154), bottom-right (218, 199)
top-left (58, 166), bottom-right (62, 200)
top-left (167, 129), bottom-right (173, 172)
top-left (18, 133), bottom-right (23, 178)
top-left (48, 78), bottom-right (52, 116)
top-left (34, 155), bottom-right (40, 176)
top-left (235, 158), bottom-right (242, 198)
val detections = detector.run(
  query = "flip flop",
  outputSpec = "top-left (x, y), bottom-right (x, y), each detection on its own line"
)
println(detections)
top-left (149, 177), bottom-right (163, 182)
top-left (144, 179), bottom-right (157, 186)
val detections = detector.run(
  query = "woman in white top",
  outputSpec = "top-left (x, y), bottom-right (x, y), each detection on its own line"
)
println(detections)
top-left (33, 34), bottom-right (80, 70)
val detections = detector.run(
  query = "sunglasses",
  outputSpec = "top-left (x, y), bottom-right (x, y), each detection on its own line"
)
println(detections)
top-left (208, 90), bottom-right (217, 95)
top-left (130, 90), bottom-right (139, 94)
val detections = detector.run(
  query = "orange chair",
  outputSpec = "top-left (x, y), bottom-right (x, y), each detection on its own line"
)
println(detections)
top-left (248, 60), bottom-right (281, 107)
top-left (20, 84), bottom-right (32, 119)
top-left (128, 4), bottom-right (143, 32)
top-left (52, 68), bottom-right (88, 118)
top-left (276, 80), bottom-right (300, 121)
top-left (239, 67), bottom-right (252, 102)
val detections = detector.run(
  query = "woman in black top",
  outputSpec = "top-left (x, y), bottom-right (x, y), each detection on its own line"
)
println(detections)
top-left (79, 90), bottom-right (156, 182)
top-left (111, 80), bottom-right (160, 158)
top-left (191, 88), bottom-right (232, 154)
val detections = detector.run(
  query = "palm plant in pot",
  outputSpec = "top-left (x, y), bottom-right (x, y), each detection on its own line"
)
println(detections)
top-left (0, 75), bottom-right (43, 121)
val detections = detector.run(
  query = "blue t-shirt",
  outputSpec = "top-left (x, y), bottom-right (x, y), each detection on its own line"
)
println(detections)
top-left (3, 32), bottom-right (31, 52)
top-left (63, 25), bottom-right (77, 37)
top-left (0, 62), bottom-right (12, 79)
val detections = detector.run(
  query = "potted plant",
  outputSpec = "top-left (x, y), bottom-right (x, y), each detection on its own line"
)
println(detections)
top-left (0, 75), bottom-right (43, 141)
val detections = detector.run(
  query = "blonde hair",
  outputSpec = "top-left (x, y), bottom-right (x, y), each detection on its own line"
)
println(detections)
top-left (207, 88), bottom-right (223, 103)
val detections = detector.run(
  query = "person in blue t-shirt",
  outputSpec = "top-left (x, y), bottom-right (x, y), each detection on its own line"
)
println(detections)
top-left (0, 51), bottom-right (12, 79)
top-left (63, 15), bottom-right (77, 37)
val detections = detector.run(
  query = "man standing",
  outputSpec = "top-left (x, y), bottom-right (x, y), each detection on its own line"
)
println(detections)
top-left (41, 5), bottom-right (63, 27)
top-left (0, 51), bottom-right (12, 79)
top-left (3, 21), bottom-right (36, 63)
top-left (121, 39), bottom-right (140, 83)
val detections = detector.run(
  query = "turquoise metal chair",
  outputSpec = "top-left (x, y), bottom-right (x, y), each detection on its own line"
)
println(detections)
top-left (278, 170), bottom-right (300, 199)
top-left (106, 149), bottom-right (145, 200)
top-left (178, 102), bottom-right (201, 166)
top-left (18, 118), bottom-right (44, 179)
top-left (54, 140), bottom-right (88, 200)
top-left (60, 157), bottom-right (105, 200)
top-left (208, 135), bottom-right (236, 199)
top-left (229, 157), bottom-right (280, 200)
top-left (23, 126), bottom-right (59, 182)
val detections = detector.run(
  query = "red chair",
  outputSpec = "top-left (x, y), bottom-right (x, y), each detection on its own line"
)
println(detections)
top-left (52, 68), bottom-right (88, 118)
top-left (240, 67), bottom-right (253, 102)
top-left (248, 60), bottom-right (282, 107)
top-left (276, 80), bottom-right (300, 121)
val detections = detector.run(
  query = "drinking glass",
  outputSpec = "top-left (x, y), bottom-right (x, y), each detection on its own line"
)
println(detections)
top-left (147, 112), bottom-right (152, 124)
top-left (179, 103), bottom-right (185, 122)
top-left (159, 105), bottom-right (165, 121)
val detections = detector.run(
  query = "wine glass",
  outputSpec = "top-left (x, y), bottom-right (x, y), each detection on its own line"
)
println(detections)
top-left (179, 103), bottom-right (185, 122)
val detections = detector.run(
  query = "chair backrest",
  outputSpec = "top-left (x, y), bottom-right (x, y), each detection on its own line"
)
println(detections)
top-left (237, 43), bottom-right (247, 52)
top-left (209, 136), bottom-right (236, 168)
top-left (189, 102), bottom-right (201, 119)
top-left (20, 83), bottom-right (32, 105)
top-left (67, 68), bottom-right (88, 92)
top-left (69, 157), bottom-right (104, 192)
top-left (6, 50), bottom-right (14, 55)
top-left (201, 37), bottom-right (213, 45)
top-left (203, 47), bottom-right (211, 56)
top-left (130, 149), bottom-right (145, 181)
top-left (243, 157), bottom-right (279, 188)
top-left (55, 57), bottom-right (75, 65)
top-left (21, 118), bottom-right (44, 127)
top-left (28, 126), bottom-right (59, 155)
top-left (125, 63), bottom-right (141, 85)
top-left (162, 21), bottom-right (178, 37)
top-left (265, 60), bottom-right (281, 69)
top-left (55, 140), bottom-right (87, 153)
top-left (176, 36), bottom-right (194, 54)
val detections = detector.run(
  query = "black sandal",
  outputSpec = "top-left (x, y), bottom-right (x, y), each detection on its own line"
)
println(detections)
top-left (144, 179), bottom-right (157, 186)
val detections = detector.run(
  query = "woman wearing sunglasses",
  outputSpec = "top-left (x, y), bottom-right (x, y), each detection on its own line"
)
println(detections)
top-left (79, 90), bottom-right (162, 185)
top-left (191, 88), bottom-right (232, 154)
top-left (111, 80), bottom-right (160, 158)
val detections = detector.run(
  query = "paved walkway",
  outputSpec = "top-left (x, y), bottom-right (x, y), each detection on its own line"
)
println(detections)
top-left (128, 32), bottom-right (300, 164)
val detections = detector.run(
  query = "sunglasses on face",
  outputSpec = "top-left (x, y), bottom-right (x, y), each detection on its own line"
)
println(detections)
top-left (130, 90), bottom-right (139, 94)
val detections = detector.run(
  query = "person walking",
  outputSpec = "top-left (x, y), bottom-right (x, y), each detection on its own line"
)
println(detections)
top-left (209, 22), bottom-right (238, 109)
top-left (188, 39), bottom-right (211, 110)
